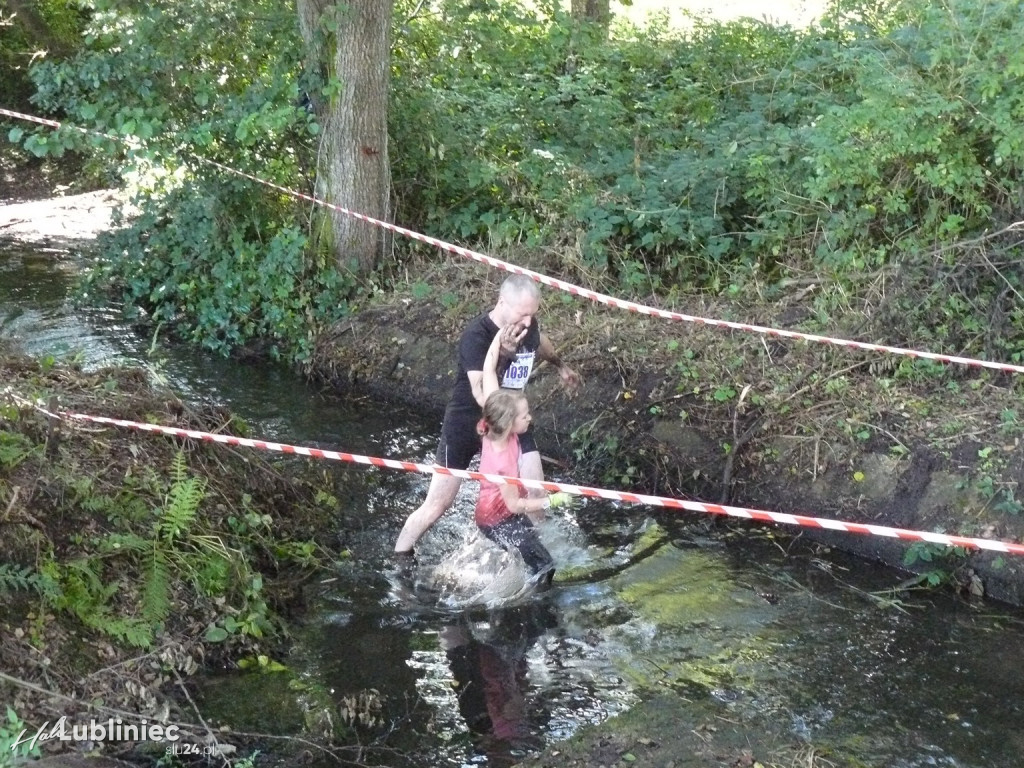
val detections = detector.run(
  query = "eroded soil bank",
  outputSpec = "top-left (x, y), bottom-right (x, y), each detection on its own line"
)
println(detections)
top-left (312, 258), bottom-right (1024, 607)
top-left (0, 346), bottom-right (342, 765)
top-left (312, 273), bottom-right (1024, 768)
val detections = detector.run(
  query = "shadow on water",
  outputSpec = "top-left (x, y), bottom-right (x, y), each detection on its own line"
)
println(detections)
top-left (5, 240), bottom-right (1024, 767)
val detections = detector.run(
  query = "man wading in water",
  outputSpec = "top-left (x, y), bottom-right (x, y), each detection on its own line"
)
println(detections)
top-left (393, 274), bottom-right (580, 564)
top-left (472, 328), bottom-right (572, 585)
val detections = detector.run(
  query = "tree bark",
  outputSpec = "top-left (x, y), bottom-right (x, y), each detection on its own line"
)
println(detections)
top-left (296, 0), bottom-right (393, 275)
top-left (570, 0), bottom-right (610, 27)
top-left (5, 0), bottom-right (74, 58)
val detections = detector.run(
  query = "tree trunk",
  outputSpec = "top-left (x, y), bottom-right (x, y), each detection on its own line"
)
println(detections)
top-left (570, 0), bottom-right (610, 27)
top-left (296, 0), bottom-right (393, 275)
top-left (6, 0), bottom-right (74, 58)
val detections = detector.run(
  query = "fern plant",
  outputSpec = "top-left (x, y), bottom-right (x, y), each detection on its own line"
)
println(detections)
top-left (30, 452), bottom-right (211, 648)
top-left (142, 550), bottom-right (173, 627)
top-left (0, 564), bottom-right (47, 596)
top-left (0, 431), bottom-right (37, 470)
top-left (38, 554), bottom-right (156, 647)
top-left (141, 451), bottom-right (209, 628)
top-left (66, 473), bottom-right (120, 516)
top-left (157, 451), bottom-right (206, 543)
top-left (25, 449), bottom-right (281, 650)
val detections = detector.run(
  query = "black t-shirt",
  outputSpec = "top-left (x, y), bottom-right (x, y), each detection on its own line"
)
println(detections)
top-left (447, 313), bottom-right (541, 419)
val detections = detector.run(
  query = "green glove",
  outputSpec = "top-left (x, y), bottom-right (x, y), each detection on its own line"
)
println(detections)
top-left (547, 492), bottom-right (573, 509)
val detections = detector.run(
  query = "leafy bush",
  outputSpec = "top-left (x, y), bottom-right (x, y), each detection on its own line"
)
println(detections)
top-left (17, 0), bottom-right (345, 364)
top-left (15, 0), bottom-right (1024, 361)
top-left (392, 3), bottom-right (810, 284)
top-left (391, 0), bottom-right (1024, 355)
top-left (751, 0), bottom-right (1024, 263)
top-left (82, 177), bottom-right (350, 363)
top-left (0, 0), bottom-right (83, 111)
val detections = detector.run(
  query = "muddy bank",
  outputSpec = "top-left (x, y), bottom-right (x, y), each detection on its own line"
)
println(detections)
top-left (313, 279), bottom-right (1024, 606)
top-left (0, 345), bottom-right (341, 765)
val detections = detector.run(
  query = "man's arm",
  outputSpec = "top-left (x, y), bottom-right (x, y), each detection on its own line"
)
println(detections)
top-left (537, 332), bottom-right (581, 392)
top-left (467, 369), bottom-right (486, 407)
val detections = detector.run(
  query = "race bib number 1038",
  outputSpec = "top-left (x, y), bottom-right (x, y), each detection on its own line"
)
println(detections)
top-left (501, 352), bottom-right (535, 390)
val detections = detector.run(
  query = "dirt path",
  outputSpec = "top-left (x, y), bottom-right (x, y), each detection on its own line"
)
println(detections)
top-left (0, 188), bottom-right (123, 245)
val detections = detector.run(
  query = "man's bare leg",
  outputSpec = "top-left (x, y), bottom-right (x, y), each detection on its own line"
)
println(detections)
top-left (394, 473), bottom-right (463, 553)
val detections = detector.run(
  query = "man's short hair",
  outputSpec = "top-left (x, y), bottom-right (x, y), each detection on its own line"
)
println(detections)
top-left (500, 273), bottom-right (540, 302)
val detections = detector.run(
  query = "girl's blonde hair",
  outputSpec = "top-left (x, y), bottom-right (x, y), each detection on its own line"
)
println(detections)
top-left (477, 390), bottom-right (526, 438)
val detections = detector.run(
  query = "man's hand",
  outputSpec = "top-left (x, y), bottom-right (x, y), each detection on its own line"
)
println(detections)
top-left (499, 322), bottom-right (527, 356)
top-left (537, 332), bottom-right (581, 394)
top-left (559, 365), bottom-right (582, 394)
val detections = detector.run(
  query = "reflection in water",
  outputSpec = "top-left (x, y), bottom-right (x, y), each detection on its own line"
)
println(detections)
top-left (0, 245), bottom-right (130, 368)
top-left (441, 602), bottom-right (558, 766)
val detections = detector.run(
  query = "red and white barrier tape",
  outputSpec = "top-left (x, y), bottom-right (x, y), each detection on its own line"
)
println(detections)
top-left (4, 106), bottom-right (1024, 376)
top-left (12, 394), bottom-right (1020, 556)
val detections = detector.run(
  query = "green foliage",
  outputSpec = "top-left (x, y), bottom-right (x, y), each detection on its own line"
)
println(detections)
top-left (19, 0), bottom-right (348, 365)
top-left (0, 563), bottom-right (51, 597)
top-left (29, 450), bottom-right (284, 649)
top-left (17, 0), bottom-right (1024, 366)
top-left (143, 551), bottom-right (173, 626)
top-left (571, 413), bottom-right (642, 487)
top-left (0, 707), bottom-right (41, 766)
top-left (159, 452), bottom-right (205, 542)
top-left (81, 182), bottom-right (351, 363)
top-left (0, 0), bottom-right (83, 111)
top-left (392, 0), bottom-right (1024, 357)
top-left (0, 431), bottom-right (38, 469)
top-left (392, 2), bottom-right (809, 283)
top-left (902, 541), bottom-right (969, 588)
top-left (40, 554), bottom-right (155, 647)
top-left (965, 444), bottom-right (1023, 515)
top-left (765, 0), bottom-right (1023, 258)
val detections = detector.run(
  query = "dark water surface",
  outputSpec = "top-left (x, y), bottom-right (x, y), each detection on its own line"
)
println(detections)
top-left (3, 242), bottom-right (1024, 768)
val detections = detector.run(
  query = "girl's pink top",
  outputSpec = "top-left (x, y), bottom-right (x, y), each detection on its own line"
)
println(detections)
top-left (475, 433), bottom-right (523, 528)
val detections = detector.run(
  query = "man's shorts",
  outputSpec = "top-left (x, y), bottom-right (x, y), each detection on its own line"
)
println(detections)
top-left (435, 412), bottom-right (538, 470)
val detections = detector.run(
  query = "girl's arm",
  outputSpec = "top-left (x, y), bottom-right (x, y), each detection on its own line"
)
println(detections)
top-left (481, 328), bottom-right (506, 401)
top-left (497, 482), bottom-right (549, 523)
top-left (496, 484), bottom-right (572, 523)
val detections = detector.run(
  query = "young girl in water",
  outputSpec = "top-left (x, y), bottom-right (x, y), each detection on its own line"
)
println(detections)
top-left (475, 329), bottom-right (571, 584)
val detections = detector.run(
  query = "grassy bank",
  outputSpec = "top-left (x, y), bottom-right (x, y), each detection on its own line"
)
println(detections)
top-left (0, 346), bottom-right (337, 765)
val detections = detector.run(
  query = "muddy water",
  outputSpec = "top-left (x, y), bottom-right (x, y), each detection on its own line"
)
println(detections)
top-left (3, 241), bottom-right (1024, 768)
